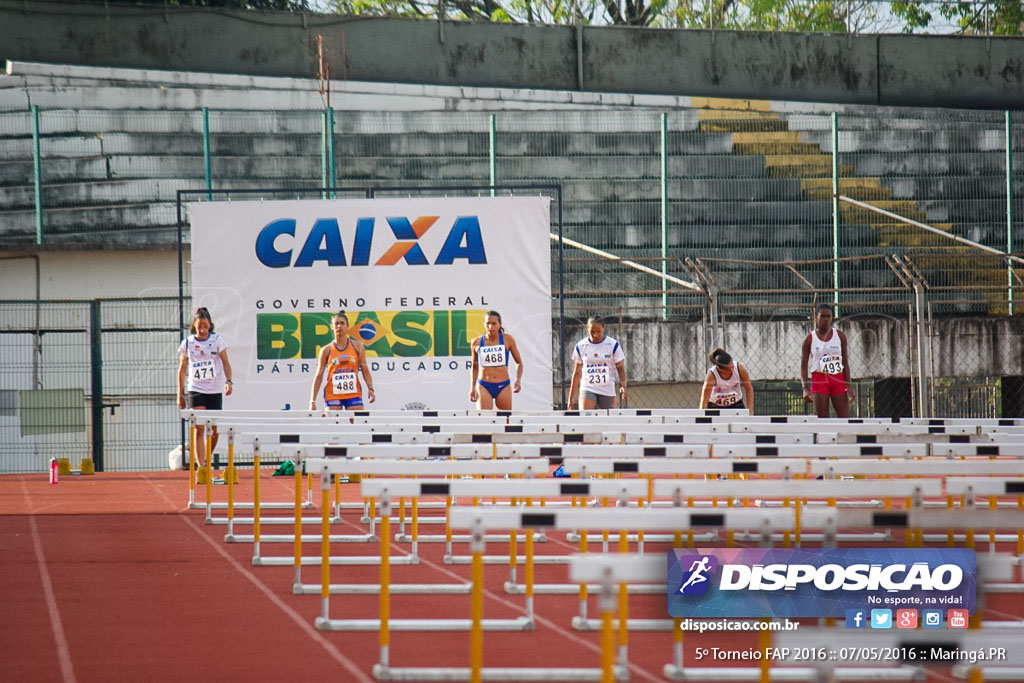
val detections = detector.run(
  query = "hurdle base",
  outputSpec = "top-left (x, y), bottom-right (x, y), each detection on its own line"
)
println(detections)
top-left (506, 582), bottom-right (662, 595)
top-left (316, 616), bottom-right (533, 632)
top-left (226, 533), bottom-right (374, 543)
top-left (253, 555), bottom-right (419, 567)
top-left (295, 582), bottom-right (472, 595)
top-left (373, 665), bottom-right (614, 681)
top-left (573, 616), bottom-right (673, 631)
top-left (394, 532), bottom-right (547, 543)
top-left (190, 501), bottom-right (311, 510)
top-left (445, 554), bottom-right (569, 565)
top-left (565, 531), bottom-right (718, 543)
top-left (662, 666), bottom-right (922, 681)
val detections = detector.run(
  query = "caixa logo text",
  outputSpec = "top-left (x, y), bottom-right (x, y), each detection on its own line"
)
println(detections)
top-left (254, 216), bottom-right (487, 268)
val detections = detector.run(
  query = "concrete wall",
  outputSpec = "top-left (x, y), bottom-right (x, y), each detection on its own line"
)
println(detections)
top-left (1, 1), bottom-right (1022, 109)
top-left (559, 316), bottom-right (1024, 383)
top-left (0, 250), bottom-right (182, 300)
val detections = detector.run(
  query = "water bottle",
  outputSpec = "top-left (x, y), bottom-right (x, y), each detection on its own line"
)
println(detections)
top-left (49, 457), bottom-right (59, 484)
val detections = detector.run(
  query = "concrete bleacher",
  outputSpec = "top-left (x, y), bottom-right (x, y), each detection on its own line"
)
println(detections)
top-left (2, 60), bottom-right (1016, 312)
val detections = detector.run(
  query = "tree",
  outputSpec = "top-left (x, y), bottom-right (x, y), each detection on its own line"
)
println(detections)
top-left (323, 0), bottom-right (1023, 34)
top-left (890, 0), bottom-right (1024, 35)
top-left (66, 0), bottom-right (314, 10)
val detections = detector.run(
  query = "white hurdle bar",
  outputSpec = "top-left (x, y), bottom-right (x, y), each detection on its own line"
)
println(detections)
top-left (653, 478), bottom-right (942, 546)
top-left (449, 506), bottom-right (797, 632)
top-left (359, 477), bottom-right (650, 572)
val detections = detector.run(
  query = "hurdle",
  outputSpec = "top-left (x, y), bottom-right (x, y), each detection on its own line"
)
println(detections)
top-left (568, 554), bottom-right (666, 683)
top-left (289, 457), bottom-right (556, 595)
top-left (313, 484), bottom-right (533, 635)
top-left (709, 442), bottom-right (928, 458)
top-left (359, 476), bottom-right (650, 565)
top-left (652, 478), bottom-right (943, 546)
top-left (929, 479), bottom-right (1024, 549)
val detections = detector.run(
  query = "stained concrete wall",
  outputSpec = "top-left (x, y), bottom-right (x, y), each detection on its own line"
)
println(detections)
top-left (2, 0), bottom-right (1023, 109)
top-left (558, 316), bottom-right (1024, 383)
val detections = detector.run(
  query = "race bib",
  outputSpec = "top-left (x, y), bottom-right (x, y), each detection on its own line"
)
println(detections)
top-left (713, 392), bottom-right (740, 407)
top-left (585, 364), bottom-right (610, 387)
top-left (479, 344), bottom-right (506, 368)
top-left (818, 355), bottom-right (844, 375)
top-left (190, 359), bottom-right (217, 382)
top-left (332, 371), bottom-right (358, 394)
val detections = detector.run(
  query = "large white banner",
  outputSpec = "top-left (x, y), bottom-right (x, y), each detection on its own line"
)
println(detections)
top-left (188, 197), bottom-right (552, 410)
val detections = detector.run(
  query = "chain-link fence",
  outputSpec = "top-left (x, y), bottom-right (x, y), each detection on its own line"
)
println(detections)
top-left (2, 104), bottom-right (1023, 471)
top-left (0, 298), bottom-right (182, 474)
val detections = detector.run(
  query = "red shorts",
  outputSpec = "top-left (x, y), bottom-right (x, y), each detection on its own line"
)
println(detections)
top-left (810, 372), bottom-right (847, 396)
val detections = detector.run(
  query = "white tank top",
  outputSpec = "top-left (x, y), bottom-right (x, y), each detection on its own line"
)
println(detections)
top-left (809, 329), bottom-right (844, 375)
top-left (708, 362), bottom-right (742, 406)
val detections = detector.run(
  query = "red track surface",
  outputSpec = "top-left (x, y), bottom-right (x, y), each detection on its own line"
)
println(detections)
top-left (2, 471), bottom-right (1021, 682)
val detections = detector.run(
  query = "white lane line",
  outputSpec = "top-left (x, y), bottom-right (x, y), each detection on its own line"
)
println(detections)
top-left (333, 515), bottom-right (665, 683)
top-left (179, 514), bottom-right (374, 683)
top-left (25, 498), bottom-right (77, 683)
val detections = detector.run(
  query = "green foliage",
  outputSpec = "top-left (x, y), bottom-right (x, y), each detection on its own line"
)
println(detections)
top-left (890, 0), bottom-right (1024, 35)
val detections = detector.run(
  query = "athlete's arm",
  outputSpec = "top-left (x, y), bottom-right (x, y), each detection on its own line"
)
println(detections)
top-left (177, 353), bottom-right (188, 409)
top-left (507, 334), bottom-right (524, 393)
top-left (698, 371), bottom-right (715, 408)
top-left (800, 334), bottom-right (812, 402)
top-left (568, 362), bottom-right (582, 410)
top-left (309, 345), bottom-right (330, 409)
top-left (616, 360), bottom-right (628, 401)
top-left (738, 363), bottom-right (754, 413)
top-left (468, 338), bottom-right (480, 402)
top-left (839, 330), bottom-right (855, 397)
top-left (219, 350), bottom-right (233, 397)
top-left (355, 340), bottom-right (375, 404)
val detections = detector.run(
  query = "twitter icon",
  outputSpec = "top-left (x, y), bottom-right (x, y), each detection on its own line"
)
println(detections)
top-left (870, 609), bottom-right (892, 629)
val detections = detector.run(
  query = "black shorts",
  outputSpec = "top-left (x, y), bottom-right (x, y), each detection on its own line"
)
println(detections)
top-left (188, 392), bottom-right (223, 410)
top-left (706, 400), bottom-right (745, 410)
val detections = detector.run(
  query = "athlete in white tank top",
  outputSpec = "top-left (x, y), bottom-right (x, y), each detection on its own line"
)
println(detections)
top-left (699, 348), bottom-right (754, 411)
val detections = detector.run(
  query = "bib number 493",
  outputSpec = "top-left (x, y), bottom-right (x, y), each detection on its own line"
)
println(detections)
top-left (819, 355), bottom-right (844, 375)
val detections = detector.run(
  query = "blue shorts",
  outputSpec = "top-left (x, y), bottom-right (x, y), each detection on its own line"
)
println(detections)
top-left (478, 379), bottom-right (510, 399)
top-left (326, 397), bottom-right (364, 409)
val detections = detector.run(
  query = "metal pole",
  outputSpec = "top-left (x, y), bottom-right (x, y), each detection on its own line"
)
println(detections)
top-left (489, 114), bottom-right (497, 197)
top-left (90, 300), bottom-right (104, 472)
top-left (327, 107), bottom-right (336, 196)
top-left (831, 112), bottom-right (840, 314)
top-left (557, 186), bottom-right (567, 409)
top-left (1007, 111), bottom-right (1015, 316)
top-left (31, 105), bottom-right (43, 244)
top-left (202, 107), bottom-right (212, 201)
top-left (660, 112), bottom-right (669, 321)
top-left (914, 285), bottom-right (928, 418)
top-left (321, 110), bottom-right (329, 199)
top-left (177, 193), bottom-right (187, 456)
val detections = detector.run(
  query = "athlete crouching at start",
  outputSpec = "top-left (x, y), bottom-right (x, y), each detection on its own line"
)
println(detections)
top-left (310, 311), bottom-right (375, 412)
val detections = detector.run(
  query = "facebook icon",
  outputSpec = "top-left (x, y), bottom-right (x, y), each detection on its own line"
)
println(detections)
top-left (845, 609), bottom-right (867, 629)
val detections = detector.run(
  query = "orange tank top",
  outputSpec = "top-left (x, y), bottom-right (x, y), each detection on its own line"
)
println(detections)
top-left (323, 339), bottom-right (362, 401)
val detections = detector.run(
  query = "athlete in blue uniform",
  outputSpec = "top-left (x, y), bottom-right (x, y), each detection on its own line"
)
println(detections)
top-left (469, 310), bottom-right (523, 410)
